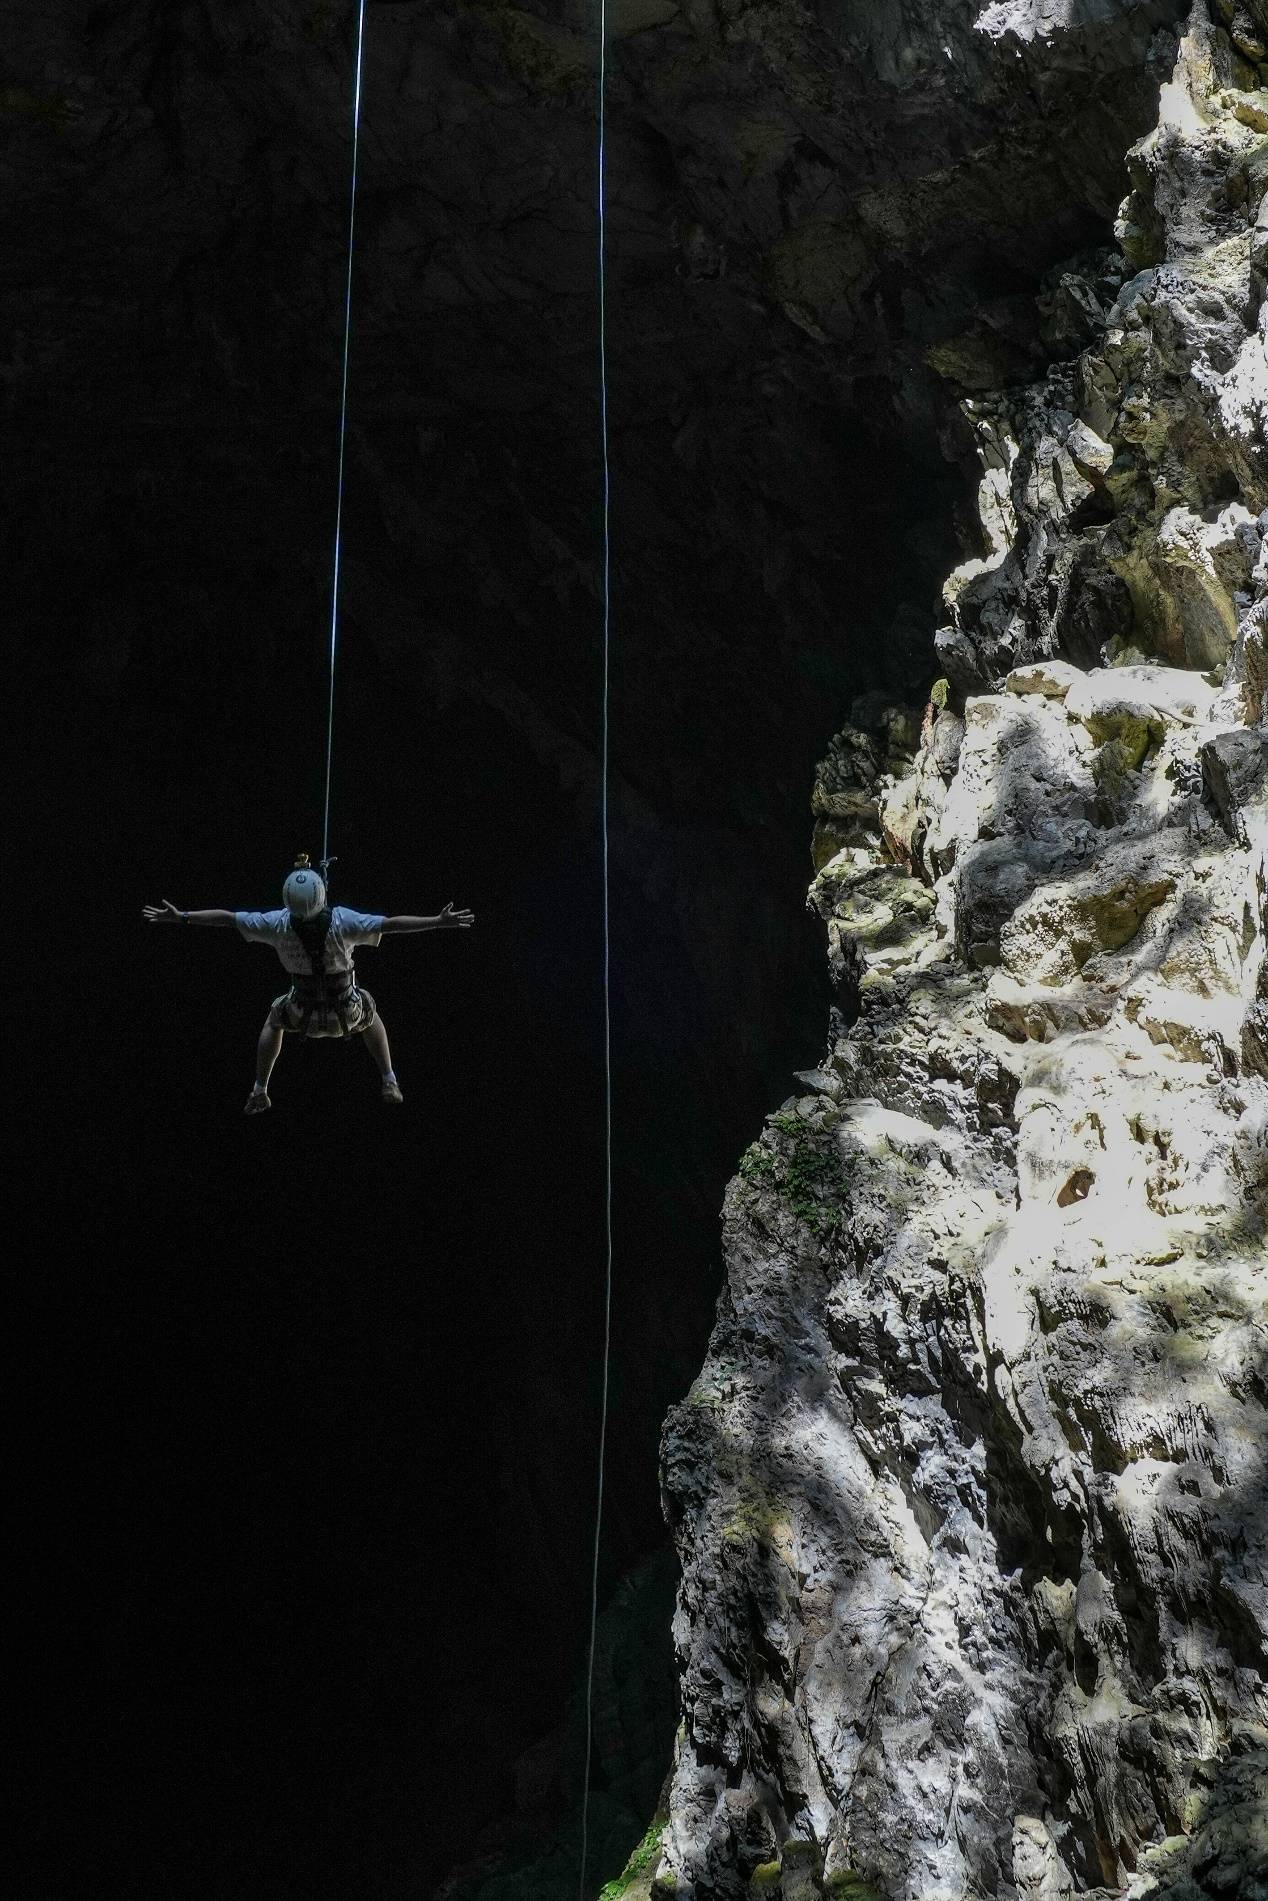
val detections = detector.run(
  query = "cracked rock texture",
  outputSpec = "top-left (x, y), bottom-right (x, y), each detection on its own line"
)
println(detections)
top-left (660, 9), bottom-right (1268, 1899)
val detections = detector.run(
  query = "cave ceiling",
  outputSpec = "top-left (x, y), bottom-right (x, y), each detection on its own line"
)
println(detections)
top-left (6, 1), bottom-right (1188, 741)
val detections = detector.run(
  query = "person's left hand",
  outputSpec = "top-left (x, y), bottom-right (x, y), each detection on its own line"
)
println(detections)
top-left (438, 902), bottom-right (475, 929)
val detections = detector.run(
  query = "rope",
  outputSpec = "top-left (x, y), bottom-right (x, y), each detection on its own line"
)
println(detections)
top-left (319, 9), bottom-right (615, 1888)
top-left (322, 0), bottom-right (368, 866)
top-left (579, 1), bottom-right (613, 1895)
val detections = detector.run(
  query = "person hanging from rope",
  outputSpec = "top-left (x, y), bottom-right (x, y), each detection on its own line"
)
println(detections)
top-left (143, 855), bottom-right (475, 1114)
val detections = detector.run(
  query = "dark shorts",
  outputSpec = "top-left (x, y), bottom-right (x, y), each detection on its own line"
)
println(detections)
top-left (268, 985), bottom-right (377, 1039)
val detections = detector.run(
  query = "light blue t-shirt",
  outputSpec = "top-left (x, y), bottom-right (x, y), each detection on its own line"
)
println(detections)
top-left (235, 906), bottom-right (385, 977)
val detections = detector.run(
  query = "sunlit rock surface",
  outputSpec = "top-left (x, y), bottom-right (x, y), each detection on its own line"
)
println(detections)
top-left (659, 10), bottom-right (1268, 1899)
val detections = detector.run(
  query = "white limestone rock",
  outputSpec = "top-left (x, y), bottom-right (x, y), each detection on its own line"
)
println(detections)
top-left (661, 15), bottom-right (1268, 1901)
top-left (1064, 665), bottom-right (1221, 732)
top-left (1006, 659), bottom-right (1088, 701)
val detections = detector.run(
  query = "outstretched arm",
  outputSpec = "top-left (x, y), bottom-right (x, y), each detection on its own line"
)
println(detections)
top-left (380, 902), bottom-right (475, 936)
top-left (142, 900), bottom-right (236, 926)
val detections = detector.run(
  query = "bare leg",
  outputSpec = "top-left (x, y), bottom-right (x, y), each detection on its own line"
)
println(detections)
top-left (245, 1018), bottom-right (285, 1115)
top-left (362, 1013), bottom-right (394, 1079)
top-left (256, 1019), bottom-right (284, 1088)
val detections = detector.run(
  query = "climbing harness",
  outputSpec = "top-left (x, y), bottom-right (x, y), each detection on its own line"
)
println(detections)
top-left (321, 0), bottom-right (368, 866)
top-left (289, 906), bottom-right (367, 1039)
top-left (290, 967), bottom-right (359, 1040)
top-left (293, 976), bottom-right (352, 1038)
top-left (579, 1), bottom-right (614, 1895)
top-left (285, 856), bottom-right (353, 1037)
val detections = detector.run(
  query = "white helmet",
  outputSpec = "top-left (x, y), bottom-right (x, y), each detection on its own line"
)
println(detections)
top-left (283, 859), bottom-right (327, 918)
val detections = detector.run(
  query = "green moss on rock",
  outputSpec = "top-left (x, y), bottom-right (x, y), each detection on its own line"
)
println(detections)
top-left (746, 1114), bottom-right (849, 1236)
top-left (720, 1484), bottom-right (792, 1553)
top-left (1086, 709), bottom-right (1164, 770)
top-left (598, 1821), bottom-right (665, 1901)
top-left (475, 2), bottom-right (590, 94)
top-left (0, 86), bottom-right (70, 127)
top-left (824, 1873), bottom-right (883, 1901)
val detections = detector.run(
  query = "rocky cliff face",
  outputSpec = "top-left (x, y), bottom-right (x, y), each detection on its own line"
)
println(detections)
top-left (659, 8), bottom-right (1268, 1899)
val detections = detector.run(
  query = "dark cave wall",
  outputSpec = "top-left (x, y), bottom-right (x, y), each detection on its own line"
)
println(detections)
top-left (7, 0), bottom-right (1190, 751)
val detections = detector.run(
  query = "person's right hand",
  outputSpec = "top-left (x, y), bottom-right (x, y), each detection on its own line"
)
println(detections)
top-left (438, 902), bottom-right (475, 929)
top-left (143, 900), bottom-right (184, 924)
